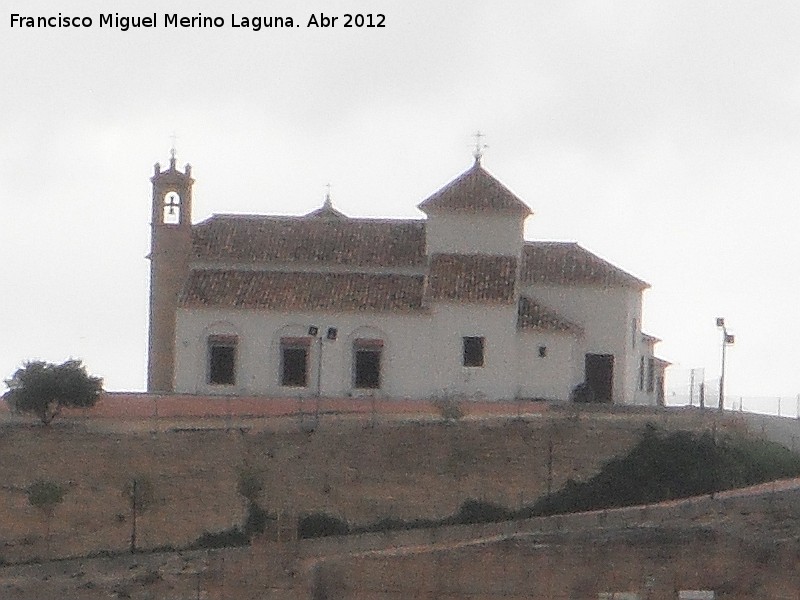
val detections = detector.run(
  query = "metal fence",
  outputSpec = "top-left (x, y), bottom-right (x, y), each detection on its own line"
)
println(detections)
top-left (666, 368), bottom-right (800, 418)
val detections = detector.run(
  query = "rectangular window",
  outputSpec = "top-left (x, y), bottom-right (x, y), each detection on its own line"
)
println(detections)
top-left (463, 336), bottom-right (484, 367)
top-left (354, 339), bottom-right (382, 389)
top-left (281, 337), bottom-right (310, 387)
top-left (638, 356), bottom-right (645, 391)
top-left (647, 358), bottom-right (655, 393)
top-left (208, 335), bottom-right (237, 385)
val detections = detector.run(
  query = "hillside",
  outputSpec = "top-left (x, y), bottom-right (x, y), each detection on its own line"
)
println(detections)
top-left (0, 407), bottom-right (741, 563)
top-left (2, 476), bottom-right (800, 599)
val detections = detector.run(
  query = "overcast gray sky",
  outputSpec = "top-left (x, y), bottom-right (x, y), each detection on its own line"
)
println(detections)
top-left (2, 0), bottom-right (799, 406)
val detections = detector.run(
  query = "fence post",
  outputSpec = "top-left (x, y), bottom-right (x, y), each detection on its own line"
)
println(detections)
top-left (546, 435), bottom-right (554, 496)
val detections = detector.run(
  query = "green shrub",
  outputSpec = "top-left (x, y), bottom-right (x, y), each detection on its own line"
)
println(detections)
top-left (450, 499), bottom-right (513, 525)
top-left (192, 527), bottom-right (248, 549)
top-left (244, 502), bottom-right (273, 537)
top-left (356, 516), bottom-right (408, 534)
top-left (298, 512), bottom-right (350, 539)
top-left (528, 427), bottom-right (800, 516)
top-left (26, 480), bottom-right (66, 556)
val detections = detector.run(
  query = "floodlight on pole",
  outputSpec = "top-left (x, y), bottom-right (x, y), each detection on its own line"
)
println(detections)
top-left (308, 324), bottom-right (337, 398)
top-left (716, 318), bottom-right (734, 411)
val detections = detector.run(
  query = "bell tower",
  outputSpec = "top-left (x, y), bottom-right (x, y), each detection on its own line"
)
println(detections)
top-left (147, 150), bottom-right (194, 392)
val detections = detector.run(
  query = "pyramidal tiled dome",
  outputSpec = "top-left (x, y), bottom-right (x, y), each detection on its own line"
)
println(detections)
top-left (417, 160), bottom-right (531, 216)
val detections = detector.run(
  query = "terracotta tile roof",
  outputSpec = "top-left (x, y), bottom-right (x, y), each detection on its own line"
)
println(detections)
top-left (641, 333), bottom-right (661, 344)
top-left (179, 269), bottom-right (425, 311)
top-left (521, 242), bottom-right (648, 289)
top-left (425, 254), bottom-right (517, 304)
top-left (517, 296), bottom-right (583, 333)
top-left (417, 161), bottom-right (532, 216)
top-left (191, 215), bottom-right (426, 268)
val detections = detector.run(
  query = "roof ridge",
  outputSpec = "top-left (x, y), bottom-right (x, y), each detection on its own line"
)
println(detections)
top-left (199, 213), bottom-right (424, 224)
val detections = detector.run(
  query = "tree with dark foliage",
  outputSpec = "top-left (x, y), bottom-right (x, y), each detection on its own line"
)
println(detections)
top-left (4, 360), bottom-right (103, 425)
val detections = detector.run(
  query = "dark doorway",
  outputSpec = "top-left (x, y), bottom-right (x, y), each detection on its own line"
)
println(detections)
top-left (585, 353), bottom-right (614, 403)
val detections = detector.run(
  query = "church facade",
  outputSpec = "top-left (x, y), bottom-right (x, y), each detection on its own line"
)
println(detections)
top-left (147, 152), bottom-right (667, 405)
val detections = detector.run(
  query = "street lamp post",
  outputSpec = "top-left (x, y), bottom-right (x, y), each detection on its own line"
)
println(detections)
top-left (716, 317), bottom-right (735, 411)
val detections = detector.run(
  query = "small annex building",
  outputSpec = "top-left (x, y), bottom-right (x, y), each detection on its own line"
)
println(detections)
top-left (147, 150), bottom-right (668, 404)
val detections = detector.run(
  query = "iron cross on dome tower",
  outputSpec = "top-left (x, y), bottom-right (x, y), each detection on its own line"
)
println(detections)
top-left (472, 131), bottom-right (488, 163)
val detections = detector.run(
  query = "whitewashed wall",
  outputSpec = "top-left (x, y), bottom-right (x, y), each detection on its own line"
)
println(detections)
top-left (175, 308), bottom-right (430, 398)
top-left (176, 302), bottom-right (535, 400)
top-left (424, 213), bottom-right (525, 257)
top-left (516, 330), bottom-right (582, 400)
top-left (173, 290), bottom-right (644, 403)
top-left (518, 283), bottom-right (644, 405)
top-left (422, 303), bottom-right (520, 399)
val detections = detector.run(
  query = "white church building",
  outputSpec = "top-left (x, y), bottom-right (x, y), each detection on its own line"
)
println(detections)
top-left (147, 150), bottom-right (667, 405)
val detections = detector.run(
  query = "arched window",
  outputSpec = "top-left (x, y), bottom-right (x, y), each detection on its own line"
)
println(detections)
top-left (204, 321), bottom-right (239, 386)
top-left (353, 339), bottom-right (383, 389)
top-left (163, 191), bottom-right (181, 225)
top-left (281, 337), bottom-right (311, 387)
top-left (208, 335), bottom-right (237, 385)
top-left (274, 324), bottom-right (314, 389)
